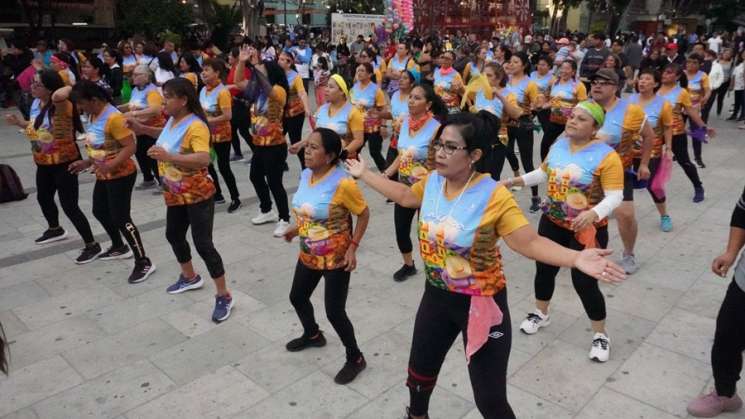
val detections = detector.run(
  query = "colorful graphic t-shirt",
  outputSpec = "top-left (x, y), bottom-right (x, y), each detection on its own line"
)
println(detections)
top-left (541, 137), bottom-right (624, 229)
top-left (629, 94), bottom-right (673, 158)
top-left (390, 90), bottom-right (408, 138)
top-left (397, 117), bottom-right (440, 186)
top-left (25, 99), bottom-right (80, 166)
top-left (504, 76), bottom-right (539, 126)
top-left (181, 72), bottom-right (198, 90)
top-left (685, 71), bottom-right (709, 107)
top-left (156, 115), bottom-right (216, 206)
top-left (596, 98), bottom-right (646, 169)
top-left (316, 102), bottom-right (364, 151)
top-left (83, 104), bottom-right (137, 180)
top-left (285, 70), bottom-right (306, 118)
top-left (658, 86), bottom-right (692, 136)
top-left (251, 85), bottom-right (287, 147)
top-left (463, 62), bottom-right (482, 82)
top-left (530, 70), bottom-right (553, 101)
top-left (200, 83), bottom-right (232, 143)
top-left (549, 79), bottom-right (587, 125)
top-left (411, 172), bottom-right (529, 296)
top-left (350, 81), bottom-right (386, 133)
top-left (129, 83), bottom-right (165, 127)
top-left (434, 69), bottom-right (464, 112)
top-left (291, 167), bottom-right (368, 270)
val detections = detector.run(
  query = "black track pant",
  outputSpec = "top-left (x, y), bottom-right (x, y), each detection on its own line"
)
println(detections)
top-left (711, 279), bottom-right (745, 398)
top-left (534, 215), bottom-right (607, 321)
top-left (91, 172), bottom-right (147, 260)
top-left (208, 141), bottom-right (240, 201)
top-left (249, 144), bottom-right (290, 221)
top-left (506, 123), bottom-right (538, 197)
top-left (289, 260), bottom-right (361, 361)
top-left (135, 135), bottom-right (159, 182)
top-left (407, 283), bottom-right (514, 418)
top-left (165, 198), bottom-right (225, 279)
top-left (671, 134), bottom-right (702, 189)
top-left (540, 121), bottom-right (565, 162)
top-left (231, 100), bottom-right (253, 157)
top-left (365, 131), bottom-right (387, 172)
top-left (394, 203), bottom-right (417, 254)
top-left (36, 163), bottom-right (95, 244)
top-left (284, 114), bottom-right (305, 169)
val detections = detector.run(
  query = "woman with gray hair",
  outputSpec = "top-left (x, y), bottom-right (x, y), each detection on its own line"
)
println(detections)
top-left (119, 64), bottom-right (166, 189)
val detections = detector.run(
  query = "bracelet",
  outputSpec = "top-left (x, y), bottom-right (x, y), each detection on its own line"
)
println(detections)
top-left (350, 240), bottom-right (360, 248)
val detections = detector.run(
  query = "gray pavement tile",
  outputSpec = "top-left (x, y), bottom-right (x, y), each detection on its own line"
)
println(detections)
top-left (0, 408), bottom-right (40, 419)
top-left (0, 281), bottom-right (49, 311)
top-left (574, 387), bottom-right (679, 419)
top-left (124, 365), bottom-right (269, 419)
top-left (646, 308), bottom-right (716, 364)
top-left (12, 284), bottom-right (121, 330)
top-left (0, 356), bottom-right (83, 417)
top-left (603, 278), bottom-right (683, 322)
top-left (676, 276), bottom-right (729, 321)
top-left (0, 309), bottom-right (29, 338)
top-left (149, 321), bottom-right (271, 385)
top-left (348, 382), bottom-right (474, 419)
top-left (31, 360), bottom-right (175, 419)
top-left (606, 343), bottom-right (711, 417)
top-left (63, 319), bottom-right (187, 379)
top-left (234, 370), bottom-right (370, 419)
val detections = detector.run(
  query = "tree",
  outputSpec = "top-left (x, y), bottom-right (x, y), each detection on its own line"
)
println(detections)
top-left (207, 0), bottom-right (242, 50)
top-left (116, 0), bottom-right (194, 38)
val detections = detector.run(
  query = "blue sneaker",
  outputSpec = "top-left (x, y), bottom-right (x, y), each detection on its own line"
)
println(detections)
top-left (166, 274), bottom-right (204, 294)
top-left (693, 186), bottom-right (705, 203)
top-left (212, 294), bottom-right (234, 323)
top-left (660, 215), bottom-right (673, 232)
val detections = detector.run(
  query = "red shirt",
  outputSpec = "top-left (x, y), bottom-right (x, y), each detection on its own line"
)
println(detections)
top-left (226, 65), bottom-right (251, 97)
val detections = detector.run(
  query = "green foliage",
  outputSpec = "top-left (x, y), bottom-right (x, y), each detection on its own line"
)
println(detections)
top-left (159, 30), bottom-right (183, 47)
top-left (116, 0), bottom-right (194, 38)
top-left (206, 0), bottom-right (241, 51)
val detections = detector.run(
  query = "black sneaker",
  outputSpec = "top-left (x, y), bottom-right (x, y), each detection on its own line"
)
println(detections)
top-left (403, 407), bottom-right (429, 419)
top-left (99, 245), bottom-right (133, 261)
top-left (529, 196), bottom-right (541, 213)
top-left (695, 158), bottom-right (706, 169)
top-left (334, 354), bottom-right (366, 384)
top-left (285, 331), bottom-right (327, 352)
top-left (128, 258), bottom-right (156, 284)
top-left (214, 194), bottom-right (226, 204)
top-left (393, 264), bottom-right (417, 282)
top-left (227, 199), bottom-right (242, 213)
top-left (75, 243), bottom-right (103, 264)
top-left (35, 227), bottom-right (67, 245)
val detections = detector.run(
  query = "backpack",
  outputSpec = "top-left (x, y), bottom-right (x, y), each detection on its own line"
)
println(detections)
top-left (0, 164), bottom-right (28, 203)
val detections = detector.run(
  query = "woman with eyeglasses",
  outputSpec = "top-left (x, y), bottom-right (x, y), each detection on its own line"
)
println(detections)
top-left (433, 51), bottom-right (464, 114)
top-left (119, 42), bottom-right (137, 76)
top-left (126, 78), bottom-right (234, 323)
top-left (345, 111), bottom-right (624, 419)
top-left (278, 51), bottom-right (312, 169)
top-left (504, 52), bottom-right (541, 212)
top-left (540, 60), bottom-right (587, 161)
top-left (507, 101), bottom-right (625, 363)
top-left (657, 63), bottom-right (713, 203)
top-left (3, 70), bottom-right (101, 262)
top-left (120, 64), bottom-right (165, 190)
top-left (351, 62), bottom-right (389, 172)
top-left (65, 80), bottom-right (155, 283)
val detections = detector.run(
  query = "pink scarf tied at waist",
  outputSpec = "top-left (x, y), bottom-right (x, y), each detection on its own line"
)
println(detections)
top-left (465, 295), bottom-right (503, 363)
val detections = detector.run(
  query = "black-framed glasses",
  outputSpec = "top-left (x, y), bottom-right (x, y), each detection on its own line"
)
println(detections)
top-left (591, 79), bottom-right (616, 86)
top-left (433, 140), bottom-right (468, 156)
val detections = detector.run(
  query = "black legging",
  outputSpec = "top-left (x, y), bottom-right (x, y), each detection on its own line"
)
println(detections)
top-left (394, 203), bottom-right (417, 254)
top-left (249, 144), bottom-right (290, 221)
top-left (91, 172), bottom-right (147, 260)
top-left (385, 143), bottom-right (398, 181)
top-left (135, 134), bottom-right (159, 182)
top-left (231, 100), bottom-right (253, 157)
top-left (289, 260), bottom-right (361, 361)
top-left (208, 141), bottom-right (240, 201)
top-left (703, 81), bottom-right (730, 120)
top-left (284, 113), bottom-right (305, 169)
top-left (712, 279), bottom-right (745, 398)
top-left (365, 131), bottom-right (387, 172)
top-left (36, 163), bottom-right (95, 244)
top-left (507, 121), bottom-right (538, 197)
top-left (486, 142), bottom-right (507, 181)
top-left (671, 134), bottom-right (702, 189)
top-left (540, 121), bottom-right (565, 162)
top-left (165, 198), bottom-right (225, 279)
top-left (534, 215), bottom-right (607, 321)
top-left (407, 283), bottom-right (514, 418)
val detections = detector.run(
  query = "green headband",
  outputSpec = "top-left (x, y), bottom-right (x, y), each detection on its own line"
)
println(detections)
top-left (575, 101), bottom-right (605, 127)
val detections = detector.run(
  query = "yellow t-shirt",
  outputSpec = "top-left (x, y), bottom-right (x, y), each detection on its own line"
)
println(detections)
top-left (25, 99), bottom-right (80, 166)
top-left (252, 85), bottom-right (288, 147)
top-left (285, 74), bottom-right (306, 118)
top-left (86, 110), bottom-right (137, 181)
top-left (182, 72), bottom-right (198, 90)
top-left (159, 118), bottom-right (216, 206)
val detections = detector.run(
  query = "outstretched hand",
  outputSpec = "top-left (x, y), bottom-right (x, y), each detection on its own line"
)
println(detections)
top-left (574, 248), bottom-right (626, 283)
top-left (343, 157), bottom-right (367, 179)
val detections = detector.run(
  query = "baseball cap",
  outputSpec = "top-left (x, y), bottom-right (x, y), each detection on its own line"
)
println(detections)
top-left (557, 37), bottom-right (570, 45)
top-left (590, 68), bottom-right (619, 85)
top-left (666, 42), bottom-right (678, 50)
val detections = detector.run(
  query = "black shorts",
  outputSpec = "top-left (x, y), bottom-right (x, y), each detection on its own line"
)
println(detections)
top-left (623, 170), bottom-right (635, 202)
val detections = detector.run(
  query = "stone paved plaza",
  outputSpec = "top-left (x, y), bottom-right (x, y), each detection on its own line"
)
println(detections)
top-left (0, 102), bottom-right (744, 419)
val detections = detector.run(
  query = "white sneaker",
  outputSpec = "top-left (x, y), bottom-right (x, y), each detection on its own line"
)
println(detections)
top-left (619, 253), bottom-right (639, 275)
top-left (273, 220), bottom-right (290, 237)
top-left (251, 211), bottom-right (277, 225)
top-left (519, 309), bottom-right (551, 335)
top-left (589, 332), bottom-right (610, 362)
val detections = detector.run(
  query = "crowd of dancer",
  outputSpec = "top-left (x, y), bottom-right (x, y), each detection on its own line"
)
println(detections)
top-left (2, 26), bottom-right (744, 418)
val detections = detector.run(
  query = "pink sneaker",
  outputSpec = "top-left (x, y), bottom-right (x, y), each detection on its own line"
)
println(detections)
top-left (687, 391), bottom-right (743, 417)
